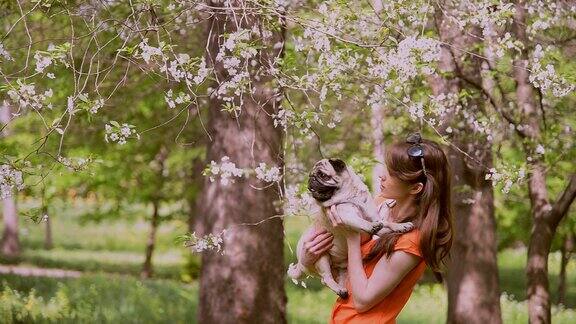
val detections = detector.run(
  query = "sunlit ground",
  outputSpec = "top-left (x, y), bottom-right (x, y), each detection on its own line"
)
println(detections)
top-left (0, 200), bottom-right (573, 323)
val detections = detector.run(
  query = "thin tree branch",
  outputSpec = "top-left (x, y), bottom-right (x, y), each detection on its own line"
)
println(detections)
top-left (549, 174), bottom-right (576, 230)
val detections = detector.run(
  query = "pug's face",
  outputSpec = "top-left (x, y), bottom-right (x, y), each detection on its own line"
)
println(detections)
top-left (308, 158), bottom-right (347, 202)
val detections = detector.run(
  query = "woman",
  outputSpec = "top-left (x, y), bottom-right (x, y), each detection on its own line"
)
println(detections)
top-left (300, 134), bottom-right (453, 323)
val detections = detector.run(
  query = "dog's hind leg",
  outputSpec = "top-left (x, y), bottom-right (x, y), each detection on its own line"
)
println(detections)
top-left (336, 268), bottom-right (347, 289)
top-left (314, 255), bottom-right (348, 299)
top-left (287, 262), bottom-right (305, 280)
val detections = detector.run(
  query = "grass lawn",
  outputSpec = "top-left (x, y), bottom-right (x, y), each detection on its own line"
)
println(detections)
top-left (0, 248), bottom-right (188, 280)
top-left (0, 274), bottom-right (197, 324)
top-left (1, 275), bottom-right (574, 323)
top-left (0, 201), bottom-right (574, 323)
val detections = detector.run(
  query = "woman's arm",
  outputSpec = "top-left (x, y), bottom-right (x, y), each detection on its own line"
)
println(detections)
top-left (345, 234), bottom-right (420, 313)
top-left (326, 205), bottom-right (420, 313)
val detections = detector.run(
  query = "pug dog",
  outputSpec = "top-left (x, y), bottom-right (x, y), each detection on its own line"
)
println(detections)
top-left (287, 158), bottom-right (414, 299)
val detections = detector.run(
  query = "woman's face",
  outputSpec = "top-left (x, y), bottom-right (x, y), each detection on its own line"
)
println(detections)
top-left (378, 167), bottom-right (413, 200)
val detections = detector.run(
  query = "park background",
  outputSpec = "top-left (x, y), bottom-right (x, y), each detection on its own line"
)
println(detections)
top-left (0, 0), bottom-right (575, 323)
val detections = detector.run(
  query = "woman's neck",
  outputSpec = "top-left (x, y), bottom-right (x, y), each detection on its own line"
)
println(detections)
top-left (390, 197), bottom-right (417, 222)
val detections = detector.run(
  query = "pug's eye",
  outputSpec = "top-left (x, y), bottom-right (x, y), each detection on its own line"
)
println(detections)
top-left (318, 171), bottom-right (330, 180)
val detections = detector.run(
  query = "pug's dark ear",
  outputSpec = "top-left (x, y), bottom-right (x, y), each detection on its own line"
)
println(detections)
top-left (328, 159), bottom-right (346, 173)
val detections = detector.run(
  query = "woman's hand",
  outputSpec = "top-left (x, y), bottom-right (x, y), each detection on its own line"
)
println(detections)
top-left (327, 205), bottom-right (366, 244)
top-left (326, 205), bottom-right (346, 228)
top-left (327, 205), bottom-right (355, 237)
top-left (300, 228), bottom-right (334, 268)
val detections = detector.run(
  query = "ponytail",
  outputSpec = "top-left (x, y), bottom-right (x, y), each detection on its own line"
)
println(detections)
top-left (366, 139), bottom-right (454, 278)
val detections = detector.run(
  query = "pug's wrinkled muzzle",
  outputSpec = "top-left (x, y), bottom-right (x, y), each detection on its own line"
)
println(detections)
top-left (308, 175), bottom-right (337, 202)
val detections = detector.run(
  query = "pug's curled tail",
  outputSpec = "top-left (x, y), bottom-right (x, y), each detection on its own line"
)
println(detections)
top-left (287, 262), bottom-right (305, 279)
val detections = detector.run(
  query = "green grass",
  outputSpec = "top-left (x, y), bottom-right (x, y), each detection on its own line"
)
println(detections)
top-left (17, 201), bottom-right (187, 253)
top-left (0, 202), bottom-right (574, 322)
top-left (0, 274), bottom-right (197, 324)
top-left (0, 249), bottom-right (191, 280)
top-left (3, 198), bottom-right (197, 280)
top-left (287, 281), bottom-right (576, 324)
top-left (1, 275), bottom-right (574, 324)
top-left (499, 248), bottom-right (576, 308)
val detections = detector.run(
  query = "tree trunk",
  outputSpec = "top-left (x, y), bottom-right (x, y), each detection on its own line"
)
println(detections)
top-left (429, 5), bottom-right (502, 323)
top-left (197, 2), bottom-right (287, 323)
top-left (445, 142), bottom-right (502, 324)
top-left (370, 0), bottom-right (386, 195)
top-left (141, 200), bottom-right (160, 279)
top-left (525, 193), bottom-right (553, 323)
top-left (557, 231), bottom-right (574, 305)
top-left (188, 158), bottom-right (205, 234)
top-left (513, 20), bottom-right (552, 324)
top-left (370, 104), bottom-right (386, 194)
top-left (510, 3), bottom-right (576, 322)
top-left (43, 205), bottom-right (53, 250)
top-left (0, 102), bottom-right (20, 258)
top-left (523, 171), bottom-right (576, 323)
top-left (1, 196), bottom-right (19, 257)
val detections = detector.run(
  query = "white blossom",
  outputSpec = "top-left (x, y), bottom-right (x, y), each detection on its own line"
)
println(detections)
top-left (165, 89), bottom-right (176, 108)
top-left (138, 38), bottom-right (164, 64)
top-left (184, 230), bottom-right (226, 254)
top-left (67, 96), bottom-right (75, 114)
top-left (203, 156), bottom-right (247, 185)
top-left (255, 163), bottom-right (282, 182)
top-left (34, 52), bottom-right (53, 73)
top-left (193, 57), bottom-right (210, 84)
top-left (529, 44), bottom-right (574, 97)
top-left (408, 102), bottom-right (424, 121)
top-left (57, 155), bottom-right (92, 171)
top-left (90, 99), bottom-right (104, 114)
top-left (0, 164), bottom-right (24, 199)
top-left (104, 122), bottom-right (138, 145)
top-left (164, 89), bottom-right (190, 109)
top-left (0, 43), bottom-right (13, 61)
top-left (6, 80), bottom-right (52, 110)
top-left (272, 108), bottom-right (294, 130)
top-left (283, 184), bottom-right (317, 216)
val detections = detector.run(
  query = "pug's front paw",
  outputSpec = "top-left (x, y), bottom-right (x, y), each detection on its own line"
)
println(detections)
top-left (376, 222), bottom-right (414, 236)
top-left (394, 222), bottom-right (414, 233)
top-left (369, 222), bottom-right (384, 235)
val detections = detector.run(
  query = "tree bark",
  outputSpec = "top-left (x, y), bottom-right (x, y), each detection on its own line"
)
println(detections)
top-left (187, 158), bottom-right (205, 234)
top-left (0, 102), bottom-right (20, 258)
top-left (445, 145), bottom-right (502, 324)
top-left (141, 200), bottom-right (159, 279)
top-left (557, 231), bottom-right (574, 305)
top-left (197, 2), bottom-right (287, 323)
top-left (512, 6), bottom-right (551, 322)
top-left (370, 0), bottom-right (386, 195)
top-left (511, 1), bottom-right (576, 321)
top-left (430, 5), bottom-right (502, 323)
top-left (523, 170), bottom-right (576, 323)
top-left (370, 101), bottom-right (386, 194)
top-left (1, 197), bottom-right (19, 257)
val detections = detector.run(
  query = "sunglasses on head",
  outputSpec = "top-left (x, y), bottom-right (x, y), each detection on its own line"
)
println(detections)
top-left (406, 132), bottom-right (427, 175)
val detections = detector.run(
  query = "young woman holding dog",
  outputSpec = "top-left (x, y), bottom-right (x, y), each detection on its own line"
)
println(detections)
top-left (300, 135), bottom-right (453, 323)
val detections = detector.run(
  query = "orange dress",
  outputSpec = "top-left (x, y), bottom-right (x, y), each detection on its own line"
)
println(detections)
top-left (330, 229), bottom-right (426, 324)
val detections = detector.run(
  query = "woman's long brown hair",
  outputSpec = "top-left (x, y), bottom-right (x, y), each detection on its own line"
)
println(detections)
top-left (365, 138), bottom-right (453, 280)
